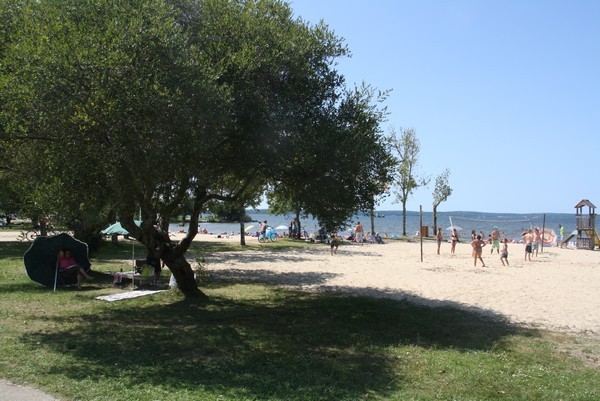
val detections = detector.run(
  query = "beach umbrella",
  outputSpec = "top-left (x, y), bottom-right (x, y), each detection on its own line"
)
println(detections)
top-left (446, 225), bottom-right (463, 231)
top-left (542, 229), bottom-right (557, 246)
top-left (101, 220), bottom-right (142, 272)
top-left (101, 220), bottom-right (141, 235)
top-left (23, 233), bottom-right (91, 290)
top-left (244, 224), bottom-right (255, 232)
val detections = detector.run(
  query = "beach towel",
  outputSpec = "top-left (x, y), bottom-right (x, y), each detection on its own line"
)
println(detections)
top-left (95, 290), bottom-right (166, 302)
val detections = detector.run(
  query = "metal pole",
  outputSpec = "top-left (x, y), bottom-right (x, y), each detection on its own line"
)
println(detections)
top-left (541, 214), bottom-right (546, 253)
top-left (420, 205), bottom-right (423, 262)
top-left (53, 259), bottom-right (59, 292)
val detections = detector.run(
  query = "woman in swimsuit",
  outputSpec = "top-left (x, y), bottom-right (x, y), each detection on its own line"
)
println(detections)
top-left (450, 228), bottom-right (459, 255)
top-left (436, 227), bottom-right (443, 255)
top-left (471, 235), bottom-right (486, 267)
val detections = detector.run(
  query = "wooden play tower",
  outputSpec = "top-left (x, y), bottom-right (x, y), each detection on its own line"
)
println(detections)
top-left (574, 199), bottom-right (597, 250)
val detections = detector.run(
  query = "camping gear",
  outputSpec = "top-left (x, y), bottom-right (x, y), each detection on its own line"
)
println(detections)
top-left (100, 220), bottom-right (141, 235)
top-left (101, 220), bottom-right (142, 272)
top-left (23, 233), bottom-right (91, 291)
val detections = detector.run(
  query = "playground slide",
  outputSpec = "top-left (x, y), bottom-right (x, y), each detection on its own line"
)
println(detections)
top-left (589, 229), bottom-right (600, 247)
top-left (561, 230), bottom-right (600, 248)
top-left (561, 233), bottom-right (576, 246)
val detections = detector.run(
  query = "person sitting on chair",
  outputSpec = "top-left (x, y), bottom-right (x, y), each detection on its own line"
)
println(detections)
top-left (58, 249), bottom-right (93, 289)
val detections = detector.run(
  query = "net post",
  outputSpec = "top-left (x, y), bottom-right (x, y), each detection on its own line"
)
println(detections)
top-left (420, 205), bottom-right (423, 262)
top-left (541, 214), bottom-right (546, 253)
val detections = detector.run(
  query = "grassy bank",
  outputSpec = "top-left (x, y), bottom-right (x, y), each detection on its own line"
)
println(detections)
top-left (0, 240), bottom-right (598, 400)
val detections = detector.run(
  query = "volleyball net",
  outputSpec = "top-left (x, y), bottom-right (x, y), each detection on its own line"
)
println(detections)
top-left (447, 215), bottom-right (557, 245)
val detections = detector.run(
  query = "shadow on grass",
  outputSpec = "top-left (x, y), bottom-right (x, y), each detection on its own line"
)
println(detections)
top-left (22, 282), bottom-right (534, 400)
top-left (2, 240), bottom-right (537, 399)
top-left (0, 241), bottom-right (32, 258)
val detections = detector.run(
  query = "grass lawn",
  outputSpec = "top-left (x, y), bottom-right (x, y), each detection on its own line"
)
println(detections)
top-left (0, 239), bottom-right (599, 401)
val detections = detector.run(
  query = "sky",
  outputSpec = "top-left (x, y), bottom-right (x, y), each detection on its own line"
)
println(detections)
top-left (286, 0), bottom-right (600, 214)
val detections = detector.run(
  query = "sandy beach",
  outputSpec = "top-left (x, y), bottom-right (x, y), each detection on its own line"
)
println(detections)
top-left (4, 230), bottom-right (599, 334)
top-left (195, 234), bottom-right (600, 335)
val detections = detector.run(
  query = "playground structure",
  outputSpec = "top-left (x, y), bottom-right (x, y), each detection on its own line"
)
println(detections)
top-left (571, 199), bottom-right (598, 250)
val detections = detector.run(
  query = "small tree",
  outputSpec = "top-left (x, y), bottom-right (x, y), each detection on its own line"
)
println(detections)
top-left (432, 169), bottom-right (452, 233)
top-left (388, 128), bottom-right (429, 236)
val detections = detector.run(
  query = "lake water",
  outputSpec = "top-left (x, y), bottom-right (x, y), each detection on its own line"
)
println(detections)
top-left (170, 209), bottom-right (576, 243)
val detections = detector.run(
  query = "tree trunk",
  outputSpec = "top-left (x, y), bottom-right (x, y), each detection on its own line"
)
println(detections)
top-left (126, 212), bottom-right (206, 299)
top-left (402, 201), bottom-right (407, 236)
top-left (433, 204), bottom-right (438, 234)
top-left (161, 246), bottom-right (207, 299)
top-left (239, 205), bottom-right (246, 246)
top-left (295, 210), bottom-right (301, 239)
top-left (73, 218), bottom-right (101, 253)
top-left (39, 218), bottom-right (48, 236)
top-left (370, 209), bottom-right (375, 235)
top-left (239, 220), bottom-right (246, 246)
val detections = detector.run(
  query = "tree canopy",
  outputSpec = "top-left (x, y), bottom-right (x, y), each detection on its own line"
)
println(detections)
top-left (432, 168), bottom-right (452, 233)
top-left (388, 128), bottom-right (429, 236)
top-left (268, 84), bottom-right (394, 233)
top-left (0, 0), bottom-right (393, 296)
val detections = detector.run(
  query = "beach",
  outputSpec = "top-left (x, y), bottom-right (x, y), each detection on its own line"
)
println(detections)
top-left (195, 234), bottom-right (600, 334)
top-left (4, 230), bottom-right (599, 334)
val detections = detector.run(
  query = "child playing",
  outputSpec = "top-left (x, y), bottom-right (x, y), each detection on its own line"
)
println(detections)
top-left (500, 238), bottom-right (509, 266)
top-left (330, 232), bottom-right (341, 255)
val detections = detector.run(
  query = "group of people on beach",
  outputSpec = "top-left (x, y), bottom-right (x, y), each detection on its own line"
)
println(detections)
top-left (465, 227), bottom-right (509, 267)
top-left (436, 227), bottom-right (505, 267)
top-left (434, 224), bottom-right (555, 268)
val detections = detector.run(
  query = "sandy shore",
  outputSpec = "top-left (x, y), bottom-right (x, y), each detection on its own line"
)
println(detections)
top-left (4, 230), bottom-right (599, 334)
top-left (196, 234), bottom-right (600, 335)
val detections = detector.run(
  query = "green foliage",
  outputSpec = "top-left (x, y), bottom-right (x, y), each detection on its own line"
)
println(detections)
top-left (269, 85), bottom-right (394, 233)
top-left (433, 168), bottom-right (452, 207)
top-left (388, 128), bottom-right (430, 236)
top-left (432, 168), bottom-right (452, 232)
top-left (206, 200), bottom-right (248, 222)
top-left (0, 0), bottom-right (392, 294)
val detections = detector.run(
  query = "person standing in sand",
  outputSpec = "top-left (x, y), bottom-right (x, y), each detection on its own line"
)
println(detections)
top-left (490, 226), bottom-right (500, 254)
top-left (523, 229), bottom-right (533, 262)
top-left (330, 231), bottom-right (341, 255)
top-left (450, 228), bottom-right (459, 255)
top-left (558, 224), bottom-right (565, 246)
top-left (500, 238), bottom-right (509, 266)
top-left (436, 227), bottom-right (443, 255)
top-left (533, 227), bottom-right (542, 256)
top-left (355, 221), bottom-right (364, 245)
top-left (471, 235), bottom-right (486, 267)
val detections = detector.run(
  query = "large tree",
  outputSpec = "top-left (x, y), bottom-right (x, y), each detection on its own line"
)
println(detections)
top-left (388, 128), bottom-right (429, 236)
top-left (0, 0), bottom-right (374, 297)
